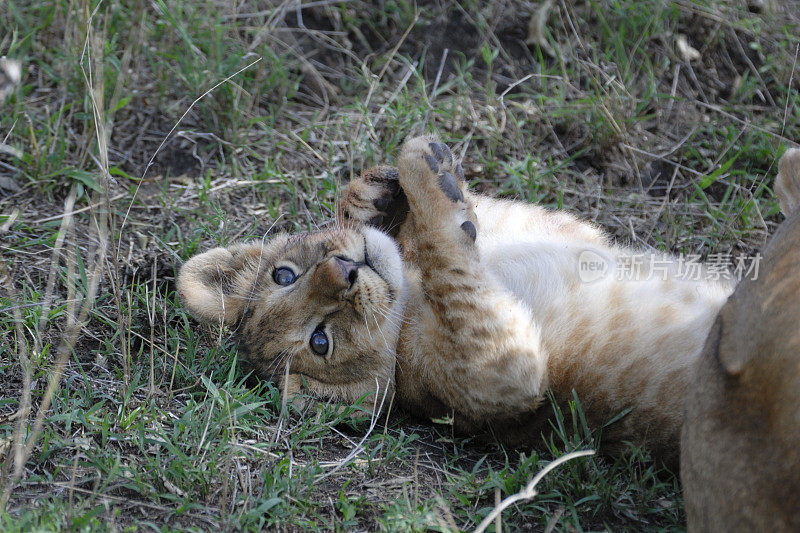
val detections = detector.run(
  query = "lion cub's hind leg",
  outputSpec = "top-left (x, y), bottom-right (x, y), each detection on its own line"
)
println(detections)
top-left (337, 166), bottom-right (410, 237)
top-left (776, 148), bottom-right (800, 215)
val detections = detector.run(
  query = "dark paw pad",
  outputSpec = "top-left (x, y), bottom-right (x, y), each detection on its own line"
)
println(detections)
top-left (460, 220), bottom-right (477, 242)
top-left (373, 196), bottom-right (390, 210)
top-left (428, 142), bottom-right (444, 162)
top-left (428, 142), bottom-right (453, 166)
top-left (424, 155), bottom-right (439, 174)
top-left (454, 163), bottom-right (465, 182)
top-left (372, 188), bottom-right (410, 238)
top-left (438, 171), bottom-right (464, 202)
top-left (369, 168), bottom-right (404, 214)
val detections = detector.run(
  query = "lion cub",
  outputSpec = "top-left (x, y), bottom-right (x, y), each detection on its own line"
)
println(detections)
top-left (179, 135), bottom-right (734, 464)
top-left (681, 148), bottom-right (800, 531)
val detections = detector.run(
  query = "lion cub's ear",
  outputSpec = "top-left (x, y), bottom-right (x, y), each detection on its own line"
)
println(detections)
top-left (776, 148), bottom-right (800, 216)
top-left (178, 244), bottom-right (264, 326)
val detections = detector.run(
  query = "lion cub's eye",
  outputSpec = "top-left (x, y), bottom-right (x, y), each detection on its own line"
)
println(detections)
top-left (309, 328), bottom-right (329, 356)
top-left (273, 267), bottom-right (296, 286)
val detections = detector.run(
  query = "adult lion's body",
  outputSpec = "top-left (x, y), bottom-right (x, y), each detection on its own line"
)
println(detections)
top-left (179, 135), bottom-right (735, 465)
top-left (681, 149), bottom-right (800, 531)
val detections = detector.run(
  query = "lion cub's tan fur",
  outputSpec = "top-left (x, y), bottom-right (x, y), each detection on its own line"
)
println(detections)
top-left (681, 148), bottom-right (800, 531)
top-left (179, 135), bottom-right (735, 463)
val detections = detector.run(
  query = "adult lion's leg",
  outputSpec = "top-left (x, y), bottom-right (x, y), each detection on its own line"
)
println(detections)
top-left (776, 148), bottom-right (800, 215)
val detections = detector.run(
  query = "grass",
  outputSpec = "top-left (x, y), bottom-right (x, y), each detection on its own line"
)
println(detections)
top-left (0, 0), bottom-right (798, 530)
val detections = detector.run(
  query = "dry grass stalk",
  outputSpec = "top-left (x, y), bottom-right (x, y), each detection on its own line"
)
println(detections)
top-left (473, 450), bottom-right (596, 533)
top-left (0, 0), bottom-right (112, 509)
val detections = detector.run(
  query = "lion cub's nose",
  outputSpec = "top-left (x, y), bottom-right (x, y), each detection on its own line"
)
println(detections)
top-left (313, 256), bottom-right (362, 297)
top-left (335, 256), bottom-right (361, 288)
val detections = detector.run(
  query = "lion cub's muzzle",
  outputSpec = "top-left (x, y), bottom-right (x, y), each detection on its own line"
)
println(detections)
top-left (309, 255), bottom-right (364, 299)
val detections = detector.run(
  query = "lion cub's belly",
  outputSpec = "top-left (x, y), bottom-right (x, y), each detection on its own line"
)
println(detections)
top-left (478, 233), bottom-right (731, 459)
top-left (480, 237), bottom-right (589, 310)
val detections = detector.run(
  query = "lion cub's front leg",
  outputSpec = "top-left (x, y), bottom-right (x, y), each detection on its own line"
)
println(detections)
top-left (396, 137), bottom-right (477, 247)
top-left (395, 136), bottom-right (547, 426)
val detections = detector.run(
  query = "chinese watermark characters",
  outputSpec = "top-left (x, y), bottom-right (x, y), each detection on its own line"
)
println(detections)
top-left (578, 250), bottom-right (761, 283)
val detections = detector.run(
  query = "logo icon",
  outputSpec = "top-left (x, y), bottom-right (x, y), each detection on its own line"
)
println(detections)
top-left (578, 250), bottom-right (610, 283)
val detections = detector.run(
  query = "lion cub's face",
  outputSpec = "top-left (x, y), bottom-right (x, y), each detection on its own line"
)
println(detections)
top-left (178, 226), bottom-right (406, 411)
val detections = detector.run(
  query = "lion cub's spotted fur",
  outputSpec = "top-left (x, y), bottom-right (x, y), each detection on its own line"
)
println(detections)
top-left (179, 135), bottom-right (734, 463)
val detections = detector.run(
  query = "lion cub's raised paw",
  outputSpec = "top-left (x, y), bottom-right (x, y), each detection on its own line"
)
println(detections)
top-left (398, 136), bottom-right (477, 243)
top-left (337, 166), bottom-right (409, 237)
